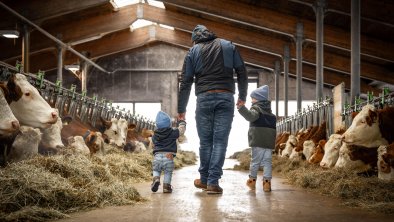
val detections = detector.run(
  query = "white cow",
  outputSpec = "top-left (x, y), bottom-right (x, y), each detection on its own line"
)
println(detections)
top-left (0, 88), bottom-right (19, 136)
top-left (334, 142), bottom-right (373, 172)
top-left (8, 126), bottom-right (42, 163)
top-left (39, 114), bottom-right (65, 151)
top-left (320, 134), bottom-right (343, 168)
top-left (8, 74), bottom-right (58, 129)
top-left (67, 136), bottom-right (90, 155)
top-left (303, 140), bottom-right (316, 161)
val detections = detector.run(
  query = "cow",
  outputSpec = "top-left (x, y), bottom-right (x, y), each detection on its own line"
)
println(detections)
top-left (0, 86), bottom-right (20, 136)
top-left (308, 139), bottom-right (326, 164)
top-left (335, 142), bottom-right (378, 172)
top-left (101, 118), bottom-right (129, 148)
top-left (377, 143), bottom-right (394, 180)
top-left (7, 126), bottom-right (42, 163)
top-left (275, 131), bottom-right (290, 154)
top-left (6, 73), bottom-right (58, 129)
top-left (320, 133), bottom-right (344, 168)
top-left (84, 131), bottom-right (106, 156)
top-left (281, 135), bottom-right (298, 158)
top-left (38, 112), bottom-right (67, 155)
top-left (342, 104), bottom-right (394, 148)
top-left (67, 136), bottom-right (90, 155)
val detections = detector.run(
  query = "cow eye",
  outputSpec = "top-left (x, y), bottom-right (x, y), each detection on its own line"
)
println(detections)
top-left (114, 131), bottom-right (117, 135)
top-left (25, 92), bottom-right (30, 96)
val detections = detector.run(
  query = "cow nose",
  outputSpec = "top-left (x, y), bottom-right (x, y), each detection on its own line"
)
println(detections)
top-left (51, 111), bottom-right (58, 119)
top-left (11, 120), bottom-right (20, 130)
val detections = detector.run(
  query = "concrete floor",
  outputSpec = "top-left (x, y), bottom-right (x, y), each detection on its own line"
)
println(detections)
top-left (55, 159), bottom-right (392, 222)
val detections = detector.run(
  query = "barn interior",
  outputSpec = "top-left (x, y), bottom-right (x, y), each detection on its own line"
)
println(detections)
top-left (1, 0), bottom-right (393, 119)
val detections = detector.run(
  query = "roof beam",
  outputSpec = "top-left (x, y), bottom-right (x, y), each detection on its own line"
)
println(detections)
top-left (162, 0), bottom-right (394, 62)
top-left (11, 25), bottom-right (378, 95)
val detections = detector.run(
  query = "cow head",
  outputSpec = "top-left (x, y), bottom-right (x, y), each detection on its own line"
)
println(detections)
top-left (102, 118), bottom-right (128, 147)
top-left (309, 139), bottom-right (326, 164)
top-left (342, 104), bottom-right (388, 148)
top-left (320, 134), bottom-right (342, 168)
top-left (40, 111), bottom-right (65, 149)
top-left (0, 87), bottom-right (19, 136)
top-left (8, 74), bottom-right (58, 129)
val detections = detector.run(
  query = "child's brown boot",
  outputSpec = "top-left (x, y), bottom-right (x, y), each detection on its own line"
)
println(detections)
top-left (263, 179), bottom-right (271, 192)
top-left (163, 183), bottom-right (173, 193)
top-left (246, 178), bottom-right (256, 190)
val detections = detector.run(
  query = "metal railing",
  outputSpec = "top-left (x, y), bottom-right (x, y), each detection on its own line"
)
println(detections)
top-left (0, 62), bottom-right (155, 131)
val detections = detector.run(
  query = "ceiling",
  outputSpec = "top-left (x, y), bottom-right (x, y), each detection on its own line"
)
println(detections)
top-left (0, 0), bottom-right (393, 96)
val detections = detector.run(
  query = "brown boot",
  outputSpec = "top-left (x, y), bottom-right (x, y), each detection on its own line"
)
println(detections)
top-left (194, 179), bottom-right (207, 190)
top-left (246, 178), bottom-right (256, 190)
top-left (163, 183), bottom-right (173, 193)
top-left (263, 179), bottom-right (271, 192)
top-left (206, 185), bottom-right (223, 195)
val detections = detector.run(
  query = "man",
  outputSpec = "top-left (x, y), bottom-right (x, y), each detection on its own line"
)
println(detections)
top-left (177, 24), bottom-right (248, 194)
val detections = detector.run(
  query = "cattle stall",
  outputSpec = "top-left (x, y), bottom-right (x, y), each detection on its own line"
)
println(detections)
top-left (0, 61), bottom-right (155, 132)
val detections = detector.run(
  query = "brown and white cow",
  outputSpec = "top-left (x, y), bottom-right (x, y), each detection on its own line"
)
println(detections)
top-left (7, 74), bottom-right (58, 129)
top-left (7, 126), bottom-right (42, 163)
top-left (342, 104), bottom-right (394, 147)
top-left (281, 135), bottom-right (298, 158)
top-left (335, 142), bottom-right (378, 172)
top-left (320, 134), bottom-right (344, 168)
top-left (377, 143), bottom-right (394, 180)
top-left (38, 112), bottom-right (66, 155)
top-left (0, 86), bottom-right (20, 136)
top-left (308, 139), bottom-right (326, 164)
top-left (67, 136), bottom-right (90, 155)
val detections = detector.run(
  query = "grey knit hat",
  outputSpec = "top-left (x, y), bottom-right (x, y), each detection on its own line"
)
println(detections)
top-left (250, 85), bottom-right (269, 101)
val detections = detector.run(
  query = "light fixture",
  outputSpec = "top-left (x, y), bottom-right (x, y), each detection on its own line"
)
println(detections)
top-left (0, 30), bottom-right (19, 38)
top-left (64, 64), bottom-right (81, 76)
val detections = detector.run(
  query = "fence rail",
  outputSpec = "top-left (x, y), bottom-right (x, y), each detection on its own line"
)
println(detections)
top-left (0, 62), bottom-right (155, 131)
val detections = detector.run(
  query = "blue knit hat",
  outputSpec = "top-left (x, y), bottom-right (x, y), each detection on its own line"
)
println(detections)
top-left (191, 24), bottom-right (207, 42)
top-left (251, 85), bottom-right (269, 101)
top-left (156, 111), bottom-right (171, 129)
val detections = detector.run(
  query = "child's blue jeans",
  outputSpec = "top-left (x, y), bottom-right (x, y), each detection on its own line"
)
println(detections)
top-left (152, 152), bottom-right (175, 184)
top-left (249, 147), bottom-right (272, 180)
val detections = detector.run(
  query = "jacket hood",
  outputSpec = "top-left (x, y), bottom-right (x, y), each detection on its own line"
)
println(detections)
top-left (191, 24), bottom-right (217, 44)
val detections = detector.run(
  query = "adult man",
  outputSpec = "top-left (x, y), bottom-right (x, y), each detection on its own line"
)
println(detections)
top-left (177, 25), bottom-right (248, 194)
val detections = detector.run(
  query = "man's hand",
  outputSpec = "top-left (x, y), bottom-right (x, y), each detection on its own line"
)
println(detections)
top-left (177, 113), bottom-right (186, 121)
top-left (236, 99), bottom-right (246, 109)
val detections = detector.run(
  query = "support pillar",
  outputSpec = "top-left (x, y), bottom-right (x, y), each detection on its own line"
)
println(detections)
top-left (22, 24), bottom-right (30, 73)
top-left (283, 45), bottom-right (290, 118)
top-left (57, 45), bottom-right (64, 86)
top-left (295, 22), bottom-right (304, 112)
top-left (314, 0), bottom-right (326, 102)
top-left (80, 51), bottom-right (90, 92)
top-left (274, 60), bottom-right (280, 117)
top-left (350, 0), bottom-right (360, 105)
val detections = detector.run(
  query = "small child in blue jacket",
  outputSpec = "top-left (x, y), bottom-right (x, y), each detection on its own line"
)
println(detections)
top-left (151, 111), bottom-right (186, 193)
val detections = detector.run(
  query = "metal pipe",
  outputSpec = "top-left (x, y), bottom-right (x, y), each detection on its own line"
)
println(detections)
top-left (22, 24), bottom-right (30, 73)
top-left (295, 22), bottom-right (304, 112)
top-left (0, 1), bottom-right (110, 74)
top-left (283, 44), bottom-right (290, 118)
top-left (314, 0), bottom-right (326, 102)
top-left (274, 60), bottom-right (280, 117)
top-left (350, 0), bottom-right (360, 105)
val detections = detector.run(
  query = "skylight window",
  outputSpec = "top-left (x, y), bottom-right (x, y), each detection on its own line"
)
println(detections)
top-left (112, 0), bottom-right (140, 9)
top-left (130, 19), bottom-right (155, 31)
top-left (147, 0), bottom-right (165, 9)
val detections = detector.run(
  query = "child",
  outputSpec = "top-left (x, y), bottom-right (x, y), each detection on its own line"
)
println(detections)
top-left (237, 85), bottom-right (276, 192)
top-left (151, 111), bottom-right (186, 193)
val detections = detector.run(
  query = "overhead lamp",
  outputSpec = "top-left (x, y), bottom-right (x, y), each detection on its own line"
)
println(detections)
top-left (0, 30), bottom-right (19, 38)
top-left (64, 64), bottom-right (81, 76)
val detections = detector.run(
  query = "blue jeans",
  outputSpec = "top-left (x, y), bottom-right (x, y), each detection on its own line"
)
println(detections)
top-left (249, 147), bottom-right (272, 180)
top-left (196, 92), bottom-right (234, 186)
top-left (152, 153), bottom-right (175, 184)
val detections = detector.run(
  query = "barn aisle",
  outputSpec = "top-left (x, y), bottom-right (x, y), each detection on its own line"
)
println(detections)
top-left (54, 159), bottom-right (392, 222)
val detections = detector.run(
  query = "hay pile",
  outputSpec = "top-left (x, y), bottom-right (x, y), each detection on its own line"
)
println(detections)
top-left (0, 144), bottom-right (197, 221)
top-left (231, 148), bottom-right (394, 214)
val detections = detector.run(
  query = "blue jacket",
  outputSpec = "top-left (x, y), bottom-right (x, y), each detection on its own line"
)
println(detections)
top-left (178, 32), bottom-right (248, 113)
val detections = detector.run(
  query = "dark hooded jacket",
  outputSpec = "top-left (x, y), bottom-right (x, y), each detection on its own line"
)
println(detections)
top-left (152, 127), bottom-right (179, 154)
top-left (238, 101), bottom-right (277, 149)
top-left (178, 27), bottom-right (248, 113)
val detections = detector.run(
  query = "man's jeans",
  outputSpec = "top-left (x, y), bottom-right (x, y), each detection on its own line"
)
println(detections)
top-left (249, 147), bottom-right (272, 180)
top-left (196, 92), bottom-right (234, 186)
top-left (152, 153), bottom-right (175, 184)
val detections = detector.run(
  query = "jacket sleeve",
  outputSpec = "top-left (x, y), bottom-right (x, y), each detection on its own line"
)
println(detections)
top-left (233, 45), bottom-right (248, 101)
top-left (178, 51), bottom-right (194, 113)
top-left (238, 105), bottom-right (260, 122)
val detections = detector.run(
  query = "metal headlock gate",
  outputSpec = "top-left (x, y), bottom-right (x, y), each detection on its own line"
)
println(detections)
top-left (276, 97), bottom-right (334, 136)
top-left (342, 90), bottom-right (394, 129)
top-left (0, 62), bottom-right (156, 132)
